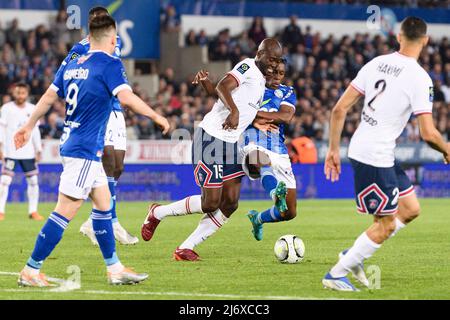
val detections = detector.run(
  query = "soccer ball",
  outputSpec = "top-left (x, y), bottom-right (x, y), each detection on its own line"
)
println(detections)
top-left (274, 235), bottom-right (305, 264)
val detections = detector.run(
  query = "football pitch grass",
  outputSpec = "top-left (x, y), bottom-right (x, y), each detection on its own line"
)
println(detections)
top-left (0, 199), bottom-right (449, 300)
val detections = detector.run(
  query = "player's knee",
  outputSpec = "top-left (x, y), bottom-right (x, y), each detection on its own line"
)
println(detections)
top-left (283, 209), bottom-right (297, 221)
top-left (222, 201), bottom-right (239, 216)
top-left (0, 175), bottom-right (12, 186)
top-left (405, 203), bottom-right (420, 222)
top-left (114, 163), bottom-right (124, 178)
top-left (201, 199), bottom-right (221, 214)
top-left (26, 175), bottom-right (38, 186)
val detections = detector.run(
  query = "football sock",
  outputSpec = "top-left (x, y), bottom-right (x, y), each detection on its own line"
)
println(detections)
top-left (388, 218), bottom-right (406, 239)
top-left (179, 209), bottom-right (228, 250)
top-left (257, 205), bottom-right (283, 224)
top-left (0, 175), bottom-right (12, 213)
top-left (330, 232), bottom-right (381, 278)
top-left (261, 168), bottom-right (277, 200)
top-left (107, 177), bottom-right (118, 223)
top-left (91, 208), bottom-right (120, 267)
top-left (26, 175), bottom-right (39, 214)
top-left (154, 195), bottom-right (203, 220)
top-left (26, 212), bottom-right (69, 271)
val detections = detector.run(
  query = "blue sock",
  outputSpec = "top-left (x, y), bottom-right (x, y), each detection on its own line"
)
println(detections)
top-left (91, 208), bottom-right (119, 266)
top-left (257, 206), bottom-right (283, 224)
top-left (27, 212), bottom-right (69, 270)
top-left (261, 167), bottom-right (277, 198)
top-left (107, 177), bottom-right (118, 223)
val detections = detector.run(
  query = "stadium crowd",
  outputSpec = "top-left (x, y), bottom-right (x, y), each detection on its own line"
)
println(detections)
top-left (0, 10), bottom-right (449, 147)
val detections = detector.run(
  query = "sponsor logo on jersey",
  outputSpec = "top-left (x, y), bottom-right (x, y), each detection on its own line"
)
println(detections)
top-left (237, 63), bottom-right (250, 74)
top-left (261, 98), bottom-right (271, 107)
top-left (429, 86), bottom-right (434, 102)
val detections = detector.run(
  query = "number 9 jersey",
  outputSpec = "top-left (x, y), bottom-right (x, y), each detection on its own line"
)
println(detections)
top-left (348, 51), bottom-right (433, 168)
top-left (50, 50), bottom-right (131, 161)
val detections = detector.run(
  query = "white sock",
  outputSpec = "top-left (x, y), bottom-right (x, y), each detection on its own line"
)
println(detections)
top-left (23, 265), bottom-right (40, 276)
top-left (179, 209), bottom-right (228, 250)
top-left (330, 232), bottom-right (381, 278)
top-left (26, 176), bottom-right (39, 214)
top-left (388, 218), bottom-right (406, 239)
top-left (107, 261), bottom-right (125, 274)
top-left (0, 175), bottom-right (11, 213)
top-left (154, 195), bottom-right (203, 220)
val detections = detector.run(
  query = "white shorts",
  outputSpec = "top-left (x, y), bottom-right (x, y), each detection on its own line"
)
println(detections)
top-left (59, 157), bottom-right (108, 200)
top-left (241, 144), bottom-right (297, 189)
top-left (104, 111), bottom-right (127, 151)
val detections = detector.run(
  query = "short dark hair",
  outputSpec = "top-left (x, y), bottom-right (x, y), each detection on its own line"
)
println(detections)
top-left (401, 16), bottom-right (427, 41)
top-left (14, 82), bottom-right (30, 91)
top-left (89, 15), bottom-right (116, 40)
top-left (88, 6), bottom-right (109, 23)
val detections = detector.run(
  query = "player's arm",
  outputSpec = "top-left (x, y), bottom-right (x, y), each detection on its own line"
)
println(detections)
top-left (117, 90), bottom-right (170, 135)
top-left (31, 124), bottom-right (43, 162)
top-left (255, 105), bottom-right (295, 124)
top-left (14, 88), bottom-right (59, 150)
top-left (0, 108), bottom-right (6, 160)
top-left (216, 74), bottom-right (240, 130)
top-left (192, 70), bottom-right (217, 98)
top-left (417, 114), bottom-right (450, 164)
top-left (325, 85), bottom-right (362, 182)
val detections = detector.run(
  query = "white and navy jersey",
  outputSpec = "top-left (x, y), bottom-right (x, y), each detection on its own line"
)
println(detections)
top-left (242, 85), bottom-right (297, 155)
top-left (199, 58), bottom-right (266, 143)
top-left (0, 102), bottom-right (42, 159)
top-left (55, 36), bottom-right (123, 112)
top-left (50, 50), bottom-right (132, 161)
top-left (348, 52), bottom-right (434, 168)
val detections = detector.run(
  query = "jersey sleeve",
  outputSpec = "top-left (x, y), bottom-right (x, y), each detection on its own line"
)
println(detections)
top-left (411, 73), bottom-right (434, 116)
top-left (54, 42), bottom-right (87, 80)
top-left (49, 67), bottom-right (64, 98)
top-left (227, 59), bottom-right (252, 87)
top-left (104, 59), bottom-right (132, 96)
top-left (281, 87), bottom-right (297, 110)
top-left (350, 63), bottom-right (369, 95)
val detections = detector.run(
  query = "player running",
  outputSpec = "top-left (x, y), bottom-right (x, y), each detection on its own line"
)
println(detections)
top-left (141, 38), bottom-right (283, 261)
top-left (0, 83), bottom-right (43, 221)
top-left (322, 17), bottom-right (450, 291)
top-left (191, 61), bottom-right (299, 242)
top-left (15, 15), bottom-right (169, 287)
top-left (55, 6), bottom-right (137, 245)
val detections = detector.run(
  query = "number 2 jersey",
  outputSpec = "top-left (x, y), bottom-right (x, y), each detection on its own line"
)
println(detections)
top-left (242, 84), bottom-right (296, 155)
top-left (348, 51), bottom-right (433, 168)
top-left (50, 50), bottom-right (131, 161)
top-left (55, 36), bottom-right (123, 112)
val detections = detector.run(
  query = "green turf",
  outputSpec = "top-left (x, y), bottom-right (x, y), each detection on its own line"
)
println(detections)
top-left (0, 199), bottom-right (449, 300)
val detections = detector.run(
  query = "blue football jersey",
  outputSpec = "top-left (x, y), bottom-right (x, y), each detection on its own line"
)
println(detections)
top-left (55, 36), bottom-right (123, 112)
top-left (51, 51), bottom-right (130, 161)
top-left (242, 85), bottom-right (297, 155)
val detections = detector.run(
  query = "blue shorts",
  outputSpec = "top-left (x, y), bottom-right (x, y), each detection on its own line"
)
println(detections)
top-left (350, 159), bottom-right (414, 216)
top-left (192, 127), bottom-right (245, 188)
top-left (2, 158), bottom-right (38, 176)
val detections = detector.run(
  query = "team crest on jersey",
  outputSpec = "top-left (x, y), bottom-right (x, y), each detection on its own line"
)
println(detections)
top-left (237, 63), bottom-right (250, 74)
top-left (429, 86), bottom-right (434, 102)
top-left (77, 54), bottom-right (91, 64)
top-left (274, 89), bottom-right (283, 98)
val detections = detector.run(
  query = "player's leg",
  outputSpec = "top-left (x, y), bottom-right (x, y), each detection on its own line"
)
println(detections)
top-left (0, 159), bottom-right (16, 220)
top-left (19, 192), bottom-right (83, 287)
top-left (21, 159), bottom-right (43, 221)
top-left (89, 184), bottom-right (148, 285)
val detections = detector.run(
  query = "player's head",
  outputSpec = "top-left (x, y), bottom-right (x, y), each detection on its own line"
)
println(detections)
top-left (13, 82), bottom-right (30, 105)
top-left (267, 59), bottom-right (286, 89)
top-left (398, 17), bottom-right (428, 49)
top-left (255, 38), bottom-right (283, 77)
top-left (88, 14), bottom-right (117, 55)
top-left (88, 6), bottom-right (110, 23)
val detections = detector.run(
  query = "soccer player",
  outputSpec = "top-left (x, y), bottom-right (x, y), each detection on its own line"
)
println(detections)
top-left (56, 6), bottom-right (137, 245)
top-left (15, 15), bottom-right (169, 287)
top-left (141, 38), bottom-right (283, 261)
top-left (322, 17), bottom-right (450, 291)
top-left (0, 83), bottom-right (43, 221)
top-left (192, 61), bottom-right (299, 242)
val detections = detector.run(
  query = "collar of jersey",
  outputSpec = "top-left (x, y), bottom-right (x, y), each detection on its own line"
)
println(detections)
top-left (87, 49), bottom-right (116, 58)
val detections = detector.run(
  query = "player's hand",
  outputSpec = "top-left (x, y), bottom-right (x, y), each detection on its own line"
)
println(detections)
top-left (444, 143), bottom-right (450, 164)
top-left (154, 115), bottom-right (170, 135)
top-left (324, 149), bottom-right (341, 183)
top-left (192, 70), bottom-right (209, 85)
top-left (222, 111), bottom-right (239, 131)
top-left (252, 118), bottom-right (279, 134)
top-left (14, 126), bottom-right (32, 150)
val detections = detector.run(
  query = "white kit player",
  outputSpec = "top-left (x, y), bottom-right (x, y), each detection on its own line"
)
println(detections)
top-left (322, 17), bottom-right (450, 291)
top-left (0, 83), bottom-right (43, 221)
top-left (141, 39), bottom-right (283, 261)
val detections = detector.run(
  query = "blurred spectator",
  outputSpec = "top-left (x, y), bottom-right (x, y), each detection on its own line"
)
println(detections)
top-left (40, 112), bottom-right (64, 139)
top-left (282, 15), bottom-right (303, 54)
top-left (248, 17), bottom-right (267, 46)
top-left (162, 5), bottom-right (180, 33)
